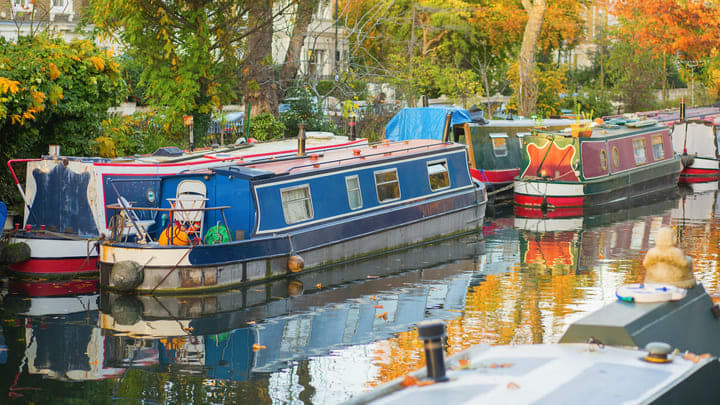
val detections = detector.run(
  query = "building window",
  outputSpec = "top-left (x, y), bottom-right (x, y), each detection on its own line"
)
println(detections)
top-left (652, 135), bottom-right (665, 160)
top-left (633, 138), bottom-right (647, 164)
top-left (12, 0), bottom-right (33, 11)
top-left (427, 160), bottom-right (450, 191)
top-left (375, 169), bottom-right (400, 203)
top-left (345, 175), bottom-right (362, 210)
top-left (281, 185), bottom-right (313, 224)
top-left (490, 133), bottom-right (508, 157)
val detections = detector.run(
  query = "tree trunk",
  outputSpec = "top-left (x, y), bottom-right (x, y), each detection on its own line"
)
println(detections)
top-left (278, 0), bottom-right (319, 97)
top-left (518, 0), bottom-right (546, 117)
top-left (244, 0), bottom-right (278, 117)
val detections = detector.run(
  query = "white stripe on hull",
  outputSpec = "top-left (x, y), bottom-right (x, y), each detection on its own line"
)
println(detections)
top-left (10, 236), bottom-right (98, 259)
top-left (687, 158), bottom-right (719, 171)
top-left (101, 244), bottom-right (192, 266)
top-left (514, 180), bottom-right (584, 197)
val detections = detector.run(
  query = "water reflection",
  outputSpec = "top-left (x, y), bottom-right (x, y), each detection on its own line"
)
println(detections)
top-left (2, 186), bottom-right (720, 403)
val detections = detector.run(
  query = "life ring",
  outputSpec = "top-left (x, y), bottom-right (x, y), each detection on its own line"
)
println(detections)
top-left (616, 283), bottom-right (687, 303)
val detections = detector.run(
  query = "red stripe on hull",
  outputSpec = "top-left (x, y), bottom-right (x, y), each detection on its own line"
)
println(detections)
top-left (514, 194), bottom-right (585, 208)
top-left (679, 168), bottom-right (719, 183)
top-left (8, 257), bottom-right (98, 276)
top-left (8, 279), bottom-right (98, 297)
top-left (471, 168), bottom-right (520, 185)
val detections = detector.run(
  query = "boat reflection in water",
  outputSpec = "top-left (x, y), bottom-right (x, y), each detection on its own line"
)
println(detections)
top-left (2, 279), bottom-right (128, 384)
top-left (99, 231), bottom-right (485, 379)
top-left (515, 195), bottom-right (679, 276)
top-left (2, 231), bottom-right (485, 390)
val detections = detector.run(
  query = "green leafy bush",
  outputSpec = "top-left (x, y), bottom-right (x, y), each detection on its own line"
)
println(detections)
top-left (248, 113), bottom-right (286, 142)
top-left (96, 109), bottom-right (184, 157)
top-left (0, 34), bottom-right (127, 205)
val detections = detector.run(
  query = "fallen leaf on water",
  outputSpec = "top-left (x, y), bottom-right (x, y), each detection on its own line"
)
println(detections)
top-left (373, 305), bottom-right (384, 309)
top-left (507, 382), bottom-right (520, 390)
top-left (315, 283), bottom-right (322, 289)
top-left (252, 344), bottom-right (267, 351)
top-left (378, 312), bottom-right (388, 320)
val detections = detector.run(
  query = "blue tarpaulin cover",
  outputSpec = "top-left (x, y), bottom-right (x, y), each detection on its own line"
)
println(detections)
top-left (385, 107), bottom-right (472, 141)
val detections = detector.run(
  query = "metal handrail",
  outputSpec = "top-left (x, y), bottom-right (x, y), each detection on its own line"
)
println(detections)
top-left (284, 142), bottom-right (458, 173)
top-left (106, 203), bottom-right (232, 245)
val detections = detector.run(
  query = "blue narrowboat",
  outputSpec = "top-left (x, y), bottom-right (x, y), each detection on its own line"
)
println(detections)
top-left (99, 139), bottom-right (487, 293)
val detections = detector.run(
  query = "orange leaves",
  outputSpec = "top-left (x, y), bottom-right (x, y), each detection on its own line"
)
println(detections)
top-left (400, 375), bottom-right (435, 387)
top-left (683, 352), bottom-right (712, 363)
top-left (613, 0), bottom-right (720, 58)
top-left (252, 344), bottom-right (267, 351)
top-left (378, 312), bottom-right (388, 320)
top-left (0, 77), bottom-right (20, 95)
top-left (48, 63), bottom-right (61, 80)
top-left (87, 56), bottom-right (106, 72)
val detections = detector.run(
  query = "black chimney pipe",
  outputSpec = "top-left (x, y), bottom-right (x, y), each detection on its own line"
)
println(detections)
top-left (417, 319), bottom-right (449, 382)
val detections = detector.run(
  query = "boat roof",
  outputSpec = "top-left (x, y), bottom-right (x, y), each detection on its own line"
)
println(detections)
top-left (365, 343), bottom-right (711, 405)
top-left (44, 134), bottom-right (363, 166)
top-left (534, 120), bottom-right (667, 139)
top-left (202, 139), bottom-right (461, 177)
top-left (470, 118), bottom-right (584, 128)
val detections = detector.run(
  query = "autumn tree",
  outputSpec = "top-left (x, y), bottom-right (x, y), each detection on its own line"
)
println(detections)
top-left (613, 0), bottom-right (720, 103)
top-left (517, 0), bottom-right (546, 117)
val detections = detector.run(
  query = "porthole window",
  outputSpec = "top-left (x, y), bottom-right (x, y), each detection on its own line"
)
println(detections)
top-left (600, 149), bottom-right (607, 171)
top-left (612, 146), bottom-right (620, 168)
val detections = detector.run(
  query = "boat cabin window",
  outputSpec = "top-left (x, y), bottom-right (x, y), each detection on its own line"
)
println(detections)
top-left (374, 169), bottom-right (400, 203)
top-left (281, 185), bottom-right (314, 224)
top-left (651, 135), bottom-right (665, 160)
top-left (427, 160), bottom-right (450, 191)
top-left (632, 138), bottom-right (647, 164)
top-left (345, 175), bottom-right (363, 210)
top-left (490, 133), bottom-right (508, 157)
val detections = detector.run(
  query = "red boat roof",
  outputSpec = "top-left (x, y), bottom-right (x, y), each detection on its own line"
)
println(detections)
top-left (241, 139), bottom-right (456, 175)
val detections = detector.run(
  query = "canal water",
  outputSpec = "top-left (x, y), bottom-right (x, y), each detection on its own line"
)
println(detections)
top-left (0, 184), bottom-right (719, 404)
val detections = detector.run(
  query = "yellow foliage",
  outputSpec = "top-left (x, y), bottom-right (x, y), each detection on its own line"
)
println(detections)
top-left (30, 89), bottom-right (46, 105)
top-left (0, 77), bottom-right (20, 94)
top-left (10, 114), bottom-right (22, 125)
top-left (88, 56), bottom-right (106, 72)
top-left (95, 136), bottom-right (118, 158)
top-left (48, 63), bottom-right (61, 80)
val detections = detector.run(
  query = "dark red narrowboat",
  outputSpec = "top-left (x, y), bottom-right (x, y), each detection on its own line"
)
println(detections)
top-left (514, 120), bottom-right (682, 218)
